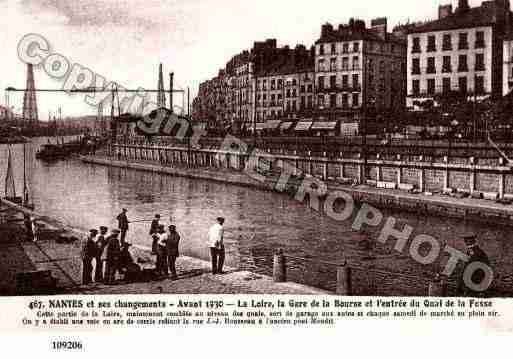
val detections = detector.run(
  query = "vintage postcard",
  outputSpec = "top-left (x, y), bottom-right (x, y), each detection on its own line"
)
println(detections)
top-left (0, 0), bottom-right (512, 356)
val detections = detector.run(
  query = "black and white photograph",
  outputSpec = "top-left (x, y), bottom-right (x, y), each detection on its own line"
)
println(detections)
top-left (0, 0), bottom-right (513, 354)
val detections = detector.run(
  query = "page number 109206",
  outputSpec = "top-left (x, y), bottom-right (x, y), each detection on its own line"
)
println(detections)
top-left (51, 341), bottom-right (83, 351)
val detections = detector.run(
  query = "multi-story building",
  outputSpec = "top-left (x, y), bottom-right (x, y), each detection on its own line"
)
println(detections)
top-left (254, 44), bottom-right (315, 123)
top-left (504, 31), bottom-right (513, 95)
top-left (314, 18), bottom-right (407, 122)
top-left (407, 0), bottom-right (513, 109)
top-left (192, 69), bottom-right (229, 131)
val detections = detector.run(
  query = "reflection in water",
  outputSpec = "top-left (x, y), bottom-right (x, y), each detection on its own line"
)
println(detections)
top-left (1, 138), bottom-right (513, 294)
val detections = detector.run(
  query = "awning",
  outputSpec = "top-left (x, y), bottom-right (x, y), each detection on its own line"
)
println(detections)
top-left (280, 122), bottom-right (294, 130)
top-left (266, 120), bottom-right (281, 130)
top-left (311, 121), bottom-right (338, 130)
top-left (255, 122), bottom-right (267, 130)
top-left (295, 120), bottom-right (313, 131)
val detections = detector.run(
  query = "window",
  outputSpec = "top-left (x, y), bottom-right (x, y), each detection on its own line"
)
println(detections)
top-left (307, 84), bottom-right (313, 92)
top-left (475, 31), bottom-right (485, 48)
top-left (442, 34), bottom-right (452, 51)
top-left (458, 55), bottom-right (468, 72)
top-left (427, 79), bottom-right (436, 95)
top-left (292, 79), bottom-right (297, 86)
top-left (442, 56), bottom-right (452, 73)
top-left (459, 76), bottom-right (468, 93)
top-left (353, 42), bottom-right (360, 52)
top-left (263, 80), bottom-right (267, 90)
top-left (412, 37), bottom-right (421, 53)
top-left (318, 59), bottom-right (325, 71)
top-left (292, 89), bottom-right (297, 97)
top-left (412, 80), bottom-right (420, 95)
top-left (277, 93), bottom-right (282, 100)
top-left (278, 79), bottom-right (283, 88)
top-left (458, 33), bottom-right (468, 50)
top-left (443, 78), bottom-right (451, 93)
top-left (412, 58), bottom-right (421, 74)
top-left (307, 95), bottom-right (313, 108)
top-left (300, 96), bottom-right (305, 109)
top-left (318, 76), bottom-right (325, 90)
top-left (342, 93), bottom-right (349, 108)
top-left (330, 57), bottom-right (337, 71)
top-left (352, 93), bottom-right (359, 107)
top-left (352, 56), bottom-right (359, 70)
top-left (475, 76), bottom-right (484, 94)
top-left (352, 74), bottom-right (359, 89)
top-left (292, 100), bottom-right (297, 111)
top-left (342, 75), bottom-right (349, 88)
top-left (300, 85), bottom-right (305, 93)
top-left (475, 53), bottom-right (485, 71)
top-left (330, 75), bottom-right (336, 89)
top-left (318, 94), bottom-right (325, 107)
top-left (427, 57), bottom-right (436, 74)
top-left (286, 89), bottom-right (290, 98)
top-left (330, 94), bottom-right (336, 108)
top-left (342, 43), bottom-right (349, 53)
top-left (271, 79), bottom-right (275, 90)
top-left (427, 35), bottom-right (436, 52)
top-left (319, 44), bottom-right (324, 55)
top-left (342, 57), bottom-right (349, 70)
top-left (331, 43), bottom-right (336, 54)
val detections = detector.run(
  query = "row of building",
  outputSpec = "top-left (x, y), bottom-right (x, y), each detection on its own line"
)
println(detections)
top-left (192, 0), bottom-right (513, 136)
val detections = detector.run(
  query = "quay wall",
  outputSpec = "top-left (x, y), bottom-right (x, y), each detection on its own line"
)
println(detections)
top-left (110, 142), bottom-right (513, 199)
top-left (82, 144), bottom-right (513, 225)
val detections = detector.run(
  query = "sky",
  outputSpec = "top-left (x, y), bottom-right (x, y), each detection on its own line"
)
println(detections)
top-left (0, 0), bottom-right (484, 119)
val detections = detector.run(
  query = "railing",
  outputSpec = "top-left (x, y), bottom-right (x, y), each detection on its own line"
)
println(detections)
top-left (271, 250), bottom-right (456, 296)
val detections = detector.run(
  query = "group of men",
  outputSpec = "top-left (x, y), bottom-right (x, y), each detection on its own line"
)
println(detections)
top-left (149, 214), bottom-right (181, 279)
top-left (81, 226), bottom-right (126, 285)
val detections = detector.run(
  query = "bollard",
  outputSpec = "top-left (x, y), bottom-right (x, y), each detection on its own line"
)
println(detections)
top-left (428, 278), bottom-right (447, 297)
top-left (273, 250), bottom-right (286, 283)
top-left (336, 266), bottom-right (352, 296)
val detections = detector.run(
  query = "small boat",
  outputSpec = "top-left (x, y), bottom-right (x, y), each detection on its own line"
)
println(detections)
top-left (35, 143), bottom-right (67, 160)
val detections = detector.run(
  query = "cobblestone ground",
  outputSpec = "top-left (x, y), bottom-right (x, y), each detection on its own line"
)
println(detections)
top-left (0, 210), bottom-right (327, 295)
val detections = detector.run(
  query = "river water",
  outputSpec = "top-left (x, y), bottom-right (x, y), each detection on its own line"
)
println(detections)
top-left (1, 137), bottom-right (513, 295)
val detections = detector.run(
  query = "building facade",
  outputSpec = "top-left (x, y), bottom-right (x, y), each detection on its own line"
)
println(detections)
top-left (407, 0), bottom-right (513, 109)
top-left (314, 18), bottom-right (407, 121)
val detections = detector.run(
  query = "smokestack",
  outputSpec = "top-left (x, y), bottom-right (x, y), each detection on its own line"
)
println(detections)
top-left (438, 4), bottom-right (453, 19)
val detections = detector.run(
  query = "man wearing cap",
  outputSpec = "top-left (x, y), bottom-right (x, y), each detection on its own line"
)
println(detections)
top-left (149, 214), bottom-right (161, 255)
top-left (104, 229), bottom-right (121, 284)
top-left (208, 217), bottom-right (225, 274)
top-left (459, 234), bottom-right (491, 297)
top-left (94, 226), bottom-right (108, 283)
top-left (166, 225), bottom-right (180, 279)
top-left (81, 229), bottom-right (98, 285)
top-left (116, 208), bottom-right (130, 246)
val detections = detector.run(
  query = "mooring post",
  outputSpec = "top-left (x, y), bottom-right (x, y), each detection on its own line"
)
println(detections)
top-left (336, 266), bottom-right (352, 296)
top-left (273, 249), bottom-right (286, 283)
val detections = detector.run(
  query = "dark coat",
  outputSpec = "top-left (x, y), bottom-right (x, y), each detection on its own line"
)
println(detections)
top-left (81, 236), bottom-right (97, 260)
top-left (149, 219), bottom-right (160, 235)
top-left (104, 235), bottom-right (121, 262)
top-left (166, 232), bottom-right (180, 257)
top-left (117, 213), bottom-right (129, 230)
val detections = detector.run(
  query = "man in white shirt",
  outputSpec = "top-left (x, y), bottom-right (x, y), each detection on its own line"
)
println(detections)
top-left (208, 217), bottom-right (225, 274)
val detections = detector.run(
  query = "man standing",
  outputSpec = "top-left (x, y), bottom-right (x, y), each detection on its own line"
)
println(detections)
top-left (459, 233), bottom-right (491, 297)
top-left (166, 225), bottom-right (180, 279)
top-left (104, 229), bottom-right (121, 285)
top-left (155, 225), bottom-right (169, 276)
top-left (208, 217), bottom-right (225, 274)
top-left (116, 208), bottom-right (130, 246)
top-left (81, 229), bottom-right (98, 285)
top-left (149, 214), bottom-right (161, 255)
top-left (94, 226), bottom-right (108, 283)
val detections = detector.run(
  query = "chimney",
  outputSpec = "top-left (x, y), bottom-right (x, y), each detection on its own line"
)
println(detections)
top-left (438, 4), bottom-right (453, 19)
top-left (371, 17), bottom-right (387, 40)
top-left (457, 0), bottom-right (470, 12)
top-left (321, 23), bottom-right (334, 38)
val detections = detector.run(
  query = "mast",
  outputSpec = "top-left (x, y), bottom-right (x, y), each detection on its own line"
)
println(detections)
top-left (5, 145), bottom-right (16, 199)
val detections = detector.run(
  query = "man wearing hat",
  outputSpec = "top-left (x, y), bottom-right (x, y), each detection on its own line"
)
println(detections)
top-left (459, 233), bottom-right (491, 297)
top-left (149, 214), bottom-right (161, 255)
top-left (94, 226), bottom-right (108, 283)
top-left (104, 229), bottom-right (121, 284)
top-left (116, 208), bottom-right (130, 246)
top-left (81, 229), bottom-right (98, 285)
top-left (207, 217), bottom-right (225, 274)
top-left (166, 225), bottom-right (180, 279)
